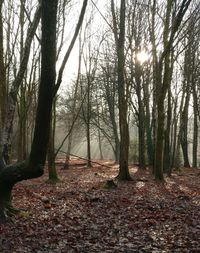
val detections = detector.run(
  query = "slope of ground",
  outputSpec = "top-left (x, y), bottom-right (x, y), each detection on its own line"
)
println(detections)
top-left (1, 160), bottom-right (200, 252)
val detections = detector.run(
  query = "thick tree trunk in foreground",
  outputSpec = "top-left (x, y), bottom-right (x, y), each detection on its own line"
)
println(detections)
top-left (0, 0), bottom-right (58, 222)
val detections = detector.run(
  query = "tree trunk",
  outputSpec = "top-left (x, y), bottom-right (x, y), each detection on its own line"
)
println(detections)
top-left (163, 87), bottom-right (172, 175)
top-left (192, 85), bottom-right (198, 168)
top-left (113, 0), bottom-right (131, 180)
top-left (180, 91), bottom-right (190, 167)
top-left (17, 105), bottom-right (27, 161)
top-left (0, 182), bottom-right (13, 221)
top-left (173, 91), bottom-right (186, 169)
top-left (96, 95), bottom-right (103, 160)
top-left (86, 77), bottom-right (92, 168)
top-left (143, 77), bottom-right (154, 166)
top-left (47, 100), bottom-right (59, 182)
top-left (135, 63), bottom-right (146, 169)
top-left (17, 2), bottom-right (27, 161)
top-left (0, 0), bottom-right (58, 222)
top-left (154, 99), bottom-right (165, 181)
top-left (171, 97), bottom-right (178, 169)
top-left (104, 68), bottom-right (120, 163)
top-left (152, 0), bottom-right (192, 180)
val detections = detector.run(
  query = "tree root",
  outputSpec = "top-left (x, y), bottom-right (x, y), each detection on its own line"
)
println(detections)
top-left (0, 208), bottom-right (14, 224)
top-left (0, 204), bottom-right (25, 223)
top-left (7, 205), bottom-right (24, 215)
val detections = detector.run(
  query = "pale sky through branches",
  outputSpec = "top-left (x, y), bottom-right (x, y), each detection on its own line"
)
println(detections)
top-left (59, 0), bottom-right (109, 91)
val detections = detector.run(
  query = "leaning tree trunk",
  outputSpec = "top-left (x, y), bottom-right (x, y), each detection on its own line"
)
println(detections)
top-left (0, 0), bottom-right (58, 222)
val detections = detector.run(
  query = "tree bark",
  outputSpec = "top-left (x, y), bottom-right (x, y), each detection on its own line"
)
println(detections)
top-left (153, 0), bottom-right (192, 180)
top-left (143, 76), bottom-right (154, 166)
top-left (173, 90), bottom-right (186, 169)
top-left (0, 0), bottom-right (58, 222)
top-left (135, 62), bottom-right (146, 169)
top-left (103, 65), bottom-right (120, 163)
top-left (180, 90), bottom-right (190, 167)
top-left (47, 99), bottom-right (59, 182)
top-left (154, 98), bottom-right (165, 181)
top-left (17, 1), bottom-right (27, 161)
top-left (163, 88), bottom-right (172, 175)
top-left (112, 0), bottom-right (131, 180)
top-left (192, 85), bottom-right (198, 168)
top-left (86, 77), bottom-right (92, 167)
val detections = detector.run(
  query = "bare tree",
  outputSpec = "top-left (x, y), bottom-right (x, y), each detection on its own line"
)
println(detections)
top-left (111, 0), bottom-right (131, 180)
top-left (0, 0), bottom-right (58, 222)
top-left (150, 0), bottom-right (192, 180)
top-left (0, 3), bottom-right (41, 163)
top-left (47, 0), bottom-right (88, 178)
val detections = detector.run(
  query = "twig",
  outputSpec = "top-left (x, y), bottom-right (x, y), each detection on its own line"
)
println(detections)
top-left (56, 149), bottom-right (114, 169)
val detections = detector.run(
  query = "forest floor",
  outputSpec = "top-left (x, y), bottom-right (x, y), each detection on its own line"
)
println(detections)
top-left (1, 159), bottom-right (200, 253)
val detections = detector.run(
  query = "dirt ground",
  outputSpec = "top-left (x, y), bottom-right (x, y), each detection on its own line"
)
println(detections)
top-left (1, 159), bottom-right (200, 252)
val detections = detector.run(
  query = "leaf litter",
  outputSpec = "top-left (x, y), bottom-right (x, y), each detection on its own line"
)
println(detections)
top-left (1, 160), bottom-right (200, 252)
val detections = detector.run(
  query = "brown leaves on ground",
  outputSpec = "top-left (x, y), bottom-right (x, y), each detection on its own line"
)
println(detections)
top-left (1, 160), bottom-right (200, 252)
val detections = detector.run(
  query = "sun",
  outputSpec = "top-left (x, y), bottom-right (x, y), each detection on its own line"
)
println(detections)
top-left (136, 50), bottom-right (150, 64)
